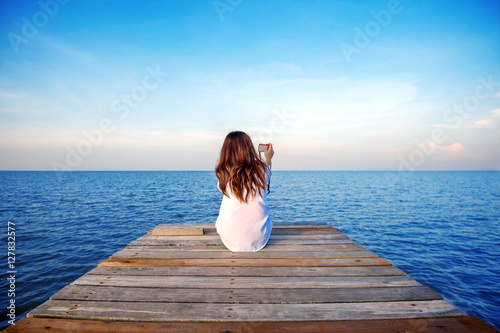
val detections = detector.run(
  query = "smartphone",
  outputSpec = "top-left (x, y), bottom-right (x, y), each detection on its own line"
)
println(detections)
top-left (258, 144), bottom-right (268, 152)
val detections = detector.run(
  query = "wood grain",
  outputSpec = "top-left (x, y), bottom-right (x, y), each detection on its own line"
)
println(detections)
top-left (110, 250), bottom-right (378, 259)
top-left (137, 234), bottom-right (349, 241)
top-left (129, 238), bottom-right (354, 246)
top-left (86, 265), bottom-right (407, 277)
top-left (52, 285), bottom-right (441, 303)
top-left (71, 274), bottom-right (419, 289)
top-left (28, 299), bottom-right (464, 322)
top-left (98, 257), bottom-right (392, 267)
top-left (7, 317), bottom-right (498, 333)
top-left (124, 243), bottom-right (367, 252)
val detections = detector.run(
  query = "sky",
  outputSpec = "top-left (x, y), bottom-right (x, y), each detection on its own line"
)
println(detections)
top-left (0, 0), bottom-right (499, 171)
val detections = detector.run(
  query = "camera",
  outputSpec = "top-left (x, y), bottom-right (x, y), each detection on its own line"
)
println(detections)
top-left (258, 144), bottom-right (268, 152)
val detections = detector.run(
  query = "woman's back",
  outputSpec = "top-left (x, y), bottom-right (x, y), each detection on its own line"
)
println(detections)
top-left (214, 131), bottom-right (274, 252)
top-left (215, 165), bottom-right (272, 252)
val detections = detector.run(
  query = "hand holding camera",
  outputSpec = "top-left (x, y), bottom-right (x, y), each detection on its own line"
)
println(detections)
top-left (258, 143), bottom-right (274, 166)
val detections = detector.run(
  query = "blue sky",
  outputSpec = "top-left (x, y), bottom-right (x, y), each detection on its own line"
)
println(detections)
top-left (1, 0), bottom-right (499, 170)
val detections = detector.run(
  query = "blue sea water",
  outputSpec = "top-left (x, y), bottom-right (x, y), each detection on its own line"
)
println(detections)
top-left (0, 171), bottom-right (499, 329)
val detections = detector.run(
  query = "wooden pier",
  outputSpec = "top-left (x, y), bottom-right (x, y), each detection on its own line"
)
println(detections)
top-left (5, 223), bottom-right (498, 332)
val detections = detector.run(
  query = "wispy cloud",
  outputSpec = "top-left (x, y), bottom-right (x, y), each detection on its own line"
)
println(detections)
top-left (474, 108), bottom-right (500, 130)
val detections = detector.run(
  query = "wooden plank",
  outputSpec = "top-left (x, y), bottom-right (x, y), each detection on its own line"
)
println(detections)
top-left (202, 230), bottom-right (342, 236)
top-left (87, 265), bottom-right (407, 277)
top-left (71, 274), bottom-right (419, 289)
top-left (129, 238), bottom-right (354, 246)
top-left (52, 285), bottom-right (442, 303)
top-left (153, 223), bottom-right (214, 228)
top-left (28, 299), bottom-right (465, 321)
top-left (7, 316), bottom-right (498, 333)
top-left (134, 233), bottom-right (348, 241)
top-left (149, 224), bottom-right (338, 236)
top-left (123, 243), bottom-right (368, 252)
top-left (97, 257), bottom-right (392, 267)
top-left (136, 234), bottom-right (349, 241)
top-left (110, 250), bottom-right (378, 259)
top-left (148, 224), bottom-right (206, 236)
top-left (152, 227), bottom-right (340, 235)
top-left (151, 229), bottom-right (204, 236)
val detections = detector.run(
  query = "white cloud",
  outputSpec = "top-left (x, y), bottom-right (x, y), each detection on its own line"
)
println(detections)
top-left (473, 108), bottom-right (500, 129)
top-left (436, 142), bottom-right (465, 153)
top-left (474, 119), bottom-right (492, 128)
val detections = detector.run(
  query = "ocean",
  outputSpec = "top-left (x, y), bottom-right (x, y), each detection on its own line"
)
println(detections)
top-left (0, 171), bottom-right (499, 329)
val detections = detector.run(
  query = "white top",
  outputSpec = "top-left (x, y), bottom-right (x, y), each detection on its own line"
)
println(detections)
top-left (215, 166), bottom-right (272, 252)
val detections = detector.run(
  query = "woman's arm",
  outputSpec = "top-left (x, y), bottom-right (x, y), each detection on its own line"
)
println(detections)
top-left (264, 143), bottom-right (274, 167)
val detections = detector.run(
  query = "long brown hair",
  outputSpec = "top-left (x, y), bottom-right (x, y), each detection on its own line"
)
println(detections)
top-left (215, 131), bottom-right (268, 203)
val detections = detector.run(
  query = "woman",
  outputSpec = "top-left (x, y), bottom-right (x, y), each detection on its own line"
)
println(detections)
top-left (215, 131), bottom-right (274, 252)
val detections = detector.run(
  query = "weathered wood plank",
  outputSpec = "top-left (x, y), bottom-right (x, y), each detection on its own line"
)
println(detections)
top-left (137, 234), bottom-right (349, 241)
top-left (8, 316), bottom-right (498, 333)
top-left (209, 230), bottom-right (343, 236)
top-left (28, 299), bottom-right (465, 321)
top-left (52, 285), bottom-right (442, 303)
top-left (98, 257), bottom-right (392, 267)
top-left (151, 228), bottom-right (341, 235)
top-left (87, 265), bottom-right (407, 277)
top-left (196, 228), bottom-right (342, 235)
top-left (71, 274), bottom-right (419, 289)
top-left (149, 224), bottom-right (338, 237)
top-left (123, 243), bottom-right (368, 252)
top-left (153, 223), bottom-right (213, 228)
top-left (151, 229), bottom-right (204, 236)
top-left (129, 238), bottom-right (354, 246)
top-left (111, 250), bottom-right (378, 259)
